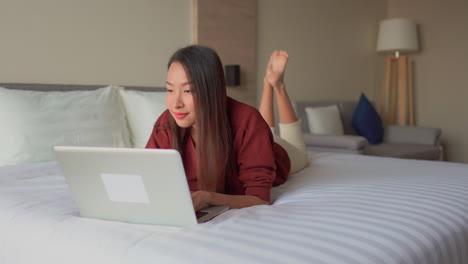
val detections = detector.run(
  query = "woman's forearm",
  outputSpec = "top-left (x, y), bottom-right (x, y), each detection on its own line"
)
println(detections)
top-left (191, 191), bottom-right (269, 211)
top-left (210, 192), bottom-right (269, 209)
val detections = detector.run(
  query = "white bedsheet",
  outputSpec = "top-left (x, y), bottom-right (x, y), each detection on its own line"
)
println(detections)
top-left (0, 153), bottom-right (467, 264)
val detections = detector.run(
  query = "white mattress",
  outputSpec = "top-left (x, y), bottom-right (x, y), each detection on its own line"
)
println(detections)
top-left (0, 153), bottom-right (467, 264)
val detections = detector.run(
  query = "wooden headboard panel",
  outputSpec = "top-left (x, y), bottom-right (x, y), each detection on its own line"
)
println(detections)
top-left (0, 83), bottom-right (165, 92)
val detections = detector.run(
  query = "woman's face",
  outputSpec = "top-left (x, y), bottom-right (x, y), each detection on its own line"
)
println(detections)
top-left (166, 62), bottom-right (196, 128)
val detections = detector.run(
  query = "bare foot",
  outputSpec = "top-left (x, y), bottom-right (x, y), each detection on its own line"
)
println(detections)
top-left (266, 50), bottom-right (289, 89)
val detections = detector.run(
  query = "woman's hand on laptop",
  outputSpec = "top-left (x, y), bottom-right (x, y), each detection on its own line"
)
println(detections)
top-left (191, 191), bottom-right (269, 211)
top-left (191, 191), bottom-right (212, 211)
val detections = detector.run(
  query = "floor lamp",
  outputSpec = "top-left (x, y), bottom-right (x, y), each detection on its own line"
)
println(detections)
top-left (377, 18), bottom-right (419, 126)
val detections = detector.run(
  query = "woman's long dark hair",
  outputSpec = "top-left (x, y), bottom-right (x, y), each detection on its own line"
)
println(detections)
top-left (168, 45), bottom-right (232, 192)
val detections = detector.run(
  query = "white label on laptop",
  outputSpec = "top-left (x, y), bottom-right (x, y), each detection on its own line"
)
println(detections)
top-left (100, 174), bottom-right (150, 204)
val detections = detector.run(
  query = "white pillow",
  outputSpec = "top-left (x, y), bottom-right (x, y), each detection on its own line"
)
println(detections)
top-left (0, 86), bottom-right (131, 166)
top-left (305, 105), bottom-right (344, 135)
top-left (118, 89), bottom-right (167, 148)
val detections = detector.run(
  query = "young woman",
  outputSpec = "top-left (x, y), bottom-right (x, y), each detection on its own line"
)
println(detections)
top-left (146, 45), bottom-right (308, 211)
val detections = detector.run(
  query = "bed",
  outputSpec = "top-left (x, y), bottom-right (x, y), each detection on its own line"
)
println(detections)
top-left (0, 84), bottom-right (467, 264)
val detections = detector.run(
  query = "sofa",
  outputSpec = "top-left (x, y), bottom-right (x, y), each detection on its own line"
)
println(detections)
top-left (293, 100), bottom-right (443, 161)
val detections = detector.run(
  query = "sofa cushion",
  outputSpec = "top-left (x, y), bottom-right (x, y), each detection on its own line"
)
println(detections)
top-left (305, 105), bottom-right (344, 135)
top-left (303, 134), bottom-right (368, 150)
top-left (293, 101), bottom-right (339, 133)
top-left (384, 125), bottom-right (441, 146)
top-left (307, 146), bottom-right (365, 155)
top-left (365, 143), bottom-right (441, 160)
top-left (352, 93), bottom-right (383, 144)
top-left (339, 101), bottom-right (359, 135)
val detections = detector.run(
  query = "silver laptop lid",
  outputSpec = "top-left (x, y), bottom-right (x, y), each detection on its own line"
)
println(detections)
top-left (54, 146), bottom-right (197, 227)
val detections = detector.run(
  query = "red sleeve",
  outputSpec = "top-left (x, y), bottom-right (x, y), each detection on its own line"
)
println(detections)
top-left (272, 142), bottom-right (290, 186)
top-left (145, 110), bottom-right (173, 149)
top-left (234, 112), bottom-right (277, 203)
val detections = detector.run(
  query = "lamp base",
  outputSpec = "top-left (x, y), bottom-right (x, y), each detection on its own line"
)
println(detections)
top-left (379, 55), bottom-right (414, 126)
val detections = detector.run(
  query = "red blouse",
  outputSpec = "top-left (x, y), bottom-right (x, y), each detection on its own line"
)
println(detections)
top-left (146, 97), bottom-right (290, 202)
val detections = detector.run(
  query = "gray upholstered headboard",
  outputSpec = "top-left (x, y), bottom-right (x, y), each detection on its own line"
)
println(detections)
top-left (0, 83), bottom-right (165, 92)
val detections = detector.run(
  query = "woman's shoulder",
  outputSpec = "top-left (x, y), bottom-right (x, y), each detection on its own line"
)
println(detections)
top-left (227, 97), bottom-right (269, 129)
top-left (227, 97), bottom-right (259, 115)
top-left (146, 109), bottom-right (172, 149)
top-left (228, 97), bottom-right (260, 118)
top-left (153, 109), bottom-right (172, 129)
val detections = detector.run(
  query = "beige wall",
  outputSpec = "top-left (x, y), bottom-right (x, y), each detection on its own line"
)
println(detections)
top-left (3, 0), bottom-right (466, 163)
top-left (0, 0), bottom-right (191, 87)
top-left (257, 0), bottom-right (387, 104)
top-left (388, 0), bottom-right (468, 163)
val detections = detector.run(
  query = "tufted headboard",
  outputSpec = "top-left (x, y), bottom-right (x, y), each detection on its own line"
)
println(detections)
top-left (0, 83), bottom-right (165, 92)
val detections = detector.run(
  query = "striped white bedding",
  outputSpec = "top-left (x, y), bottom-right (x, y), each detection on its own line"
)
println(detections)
top-left (0, 153), bottom-right (467, 264)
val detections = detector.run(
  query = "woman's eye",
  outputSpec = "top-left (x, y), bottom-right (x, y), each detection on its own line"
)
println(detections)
top-left (166, 89), bottom-right (173, 93)
top-left (184, 90), bottom-right (192, 93)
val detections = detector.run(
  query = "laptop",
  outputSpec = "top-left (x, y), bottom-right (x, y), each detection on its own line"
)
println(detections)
top-left (53, 146), bottom-right (229, 227)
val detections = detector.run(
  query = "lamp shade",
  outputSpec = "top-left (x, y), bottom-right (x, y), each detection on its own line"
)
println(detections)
top-left (376, 18), bottom-right (419, 53)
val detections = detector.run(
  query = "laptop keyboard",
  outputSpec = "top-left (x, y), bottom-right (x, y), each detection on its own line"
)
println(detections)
top-left (196, 211), bottom-right (209, 219)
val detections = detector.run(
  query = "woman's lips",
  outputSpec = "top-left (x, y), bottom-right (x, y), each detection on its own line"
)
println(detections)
top-left (174, 112), bottom-right (189, 119)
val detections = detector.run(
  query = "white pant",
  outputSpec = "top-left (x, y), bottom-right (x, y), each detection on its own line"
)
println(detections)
top-left (271, 120), bottom-right (309, 175)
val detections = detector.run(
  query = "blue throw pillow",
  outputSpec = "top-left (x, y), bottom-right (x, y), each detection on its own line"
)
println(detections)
top-left (352, 93), bottom-right (383, 144)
